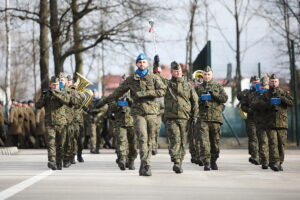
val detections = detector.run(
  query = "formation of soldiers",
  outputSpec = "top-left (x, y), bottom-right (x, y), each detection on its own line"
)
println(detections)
top-left (238, 74), bottom-right (293, 171)
top-left (0, 53), bottom-right (293, 176)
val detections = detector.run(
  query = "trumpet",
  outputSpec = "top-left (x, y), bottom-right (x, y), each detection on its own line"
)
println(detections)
top-left (192, 70), bottom-right (204, 82)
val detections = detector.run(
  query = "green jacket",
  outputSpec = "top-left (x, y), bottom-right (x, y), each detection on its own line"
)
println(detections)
top-left (195, 80), bottom-right (228, 124)
top-left (97, 72), bottom-right (166, 116)
top-left (263, 87), bottom-right (293, 129)
top-left (109, 93), bottom-right (134, 127)
top-left (164, 77), bottom-right (199, 120)
top-left (237, 88), bottom-right (256, 120)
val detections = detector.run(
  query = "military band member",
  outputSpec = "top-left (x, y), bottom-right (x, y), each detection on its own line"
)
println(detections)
top-left (237, 76), bottom-right (260, 165)
top-left (8, 99), bottom-right (25, 147)
top-left (96, 53), bottom-right (166, 176)
top-left (164, 61), bottom-right (199, 173)
top-left (195, 66), bottom-right (228, 171)
top-left (265, 74), bottom-right (293, 171)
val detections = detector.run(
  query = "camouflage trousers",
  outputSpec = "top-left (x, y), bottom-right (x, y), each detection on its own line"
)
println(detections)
top-left (188, 120), bottom-right (199, 160)
top-left (133, 115), bottom-right (157, 167)
top-left (151, 115), bottom-right (161, 151)
top-left (46, 125), bottom-right (66, 163)
top-left (115, 126), bottom-right (137, 162)
top-left (267, 128), bottom-right (287, 165)
top-left (198, 121), bottom-right (221, 163)
top-left (64, 124), bottom-right (75, 161)
top-left (72, 123), bottom-right (84, 157)
top-left (256, 125), bottom-right (269, 165)
top-left (89, 123), bottom-right (103, 150)
top-left (246, 119), bottom-right (259, 159)
top-left (166, 119), bottom-right (189, 163)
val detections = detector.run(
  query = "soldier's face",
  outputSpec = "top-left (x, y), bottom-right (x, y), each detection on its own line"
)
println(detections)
top-left (269, 79), bottom-right (279, 88)
top-left (203, 71), bottom-right (213, 81)
top-left (67, 80), bottom-right (73, 86)
top-left (136, 59), bottom-right (148, 70)
top-left (251, 80), bottom-right (260, 88)
top-left (171, 68), bottom-right (182, 78)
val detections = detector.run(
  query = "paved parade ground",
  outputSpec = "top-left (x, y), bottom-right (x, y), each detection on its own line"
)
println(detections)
top-left (0, 148), bottom-right (300, 200)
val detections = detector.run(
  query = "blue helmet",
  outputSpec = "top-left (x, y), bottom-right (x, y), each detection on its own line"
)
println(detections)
top-left (136, 53), bottom-right (147, 63)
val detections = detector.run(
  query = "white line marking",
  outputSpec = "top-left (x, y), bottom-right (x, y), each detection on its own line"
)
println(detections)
top-left (0, 170), bottom-right (55, 200)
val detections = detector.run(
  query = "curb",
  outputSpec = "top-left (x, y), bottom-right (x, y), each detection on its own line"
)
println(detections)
top-left (0, 147), bottom-right (18, 155)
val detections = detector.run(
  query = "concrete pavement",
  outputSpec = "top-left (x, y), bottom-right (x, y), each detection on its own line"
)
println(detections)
top-left (0, 149), bottom-right (300, 200)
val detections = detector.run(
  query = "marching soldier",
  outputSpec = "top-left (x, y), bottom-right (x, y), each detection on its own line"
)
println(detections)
top-left (265, 74), bottom-right (293, 171)
top-left (164, 61), bottom-right (199, 173)
top-left (96, 53), bottom-right (166, 176)
top-left (195, 66), bottom-right (228, 171)
top-left (250, 76), bottom-right (271, 170)
top-left (8, 99), bottom-right (25, 147)
top-left (237, 76), bottom-right (260, 165)
top-left (36, 76), bottom-right (68, 170)
top-left (109, 88), bottom-right (137, 170)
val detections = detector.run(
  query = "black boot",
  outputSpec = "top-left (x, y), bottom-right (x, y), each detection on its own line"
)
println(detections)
top-left (211, 162), bottom-right (218, 170)
top-left (152, 149), bottom-right (158, 155)
top-left (249, 157), bottom-right (260, 165)
top-left (204, 162), bottom-right (210, 171)
top-left (198, 159), bottom-right (204, 166)
top-left (56, 162), bottom-right (62, 170)
top-left (63, 160), bottom-right (71, 168)
top-left (126, 161), bottom-right (135, 170)
top-left (270, 164), bottom-right (280, 172)
top-left (70, 157), bottom-right (76, 164)
top-left (261, 163), bottom-right (268, 169)
top-left (173, 162), bottom-right (183, 174)
top-left (140, 165), bottom-right (152, 176)
top-left (47, 161), bottom-right (57, 170)
top-left (191, 158), bottom-right (196, 164)
top-left (77, 154), bottom-right (84, 162)
top-left (118, 160), bottom-right (126, 170)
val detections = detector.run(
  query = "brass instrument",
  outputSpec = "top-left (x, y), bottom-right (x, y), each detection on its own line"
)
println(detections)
top-left (238, 104), bottom-right (247, 120)
top-left (192, 70), bottom-right (204, 81)
top-left (73, 72), bottom-right (93, 110)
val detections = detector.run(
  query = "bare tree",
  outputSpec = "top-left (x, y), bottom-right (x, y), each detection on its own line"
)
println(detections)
top-left (4, 0), bottom-right (11, 110)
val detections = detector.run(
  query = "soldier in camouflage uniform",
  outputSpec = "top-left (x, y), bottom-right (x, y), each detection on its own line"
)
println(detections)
top-left (109, 89), bottom-right (137, 170)
top-left (96, 53), bottom-right (166, 176)
top-left (264, 74), bottom-right (293, 171)
top-left (164, 61), bottom-right (199, 174)
top-left (36, 77), bottom-right (68, 170)
top-left (250, 76), bottom-right (271, 170)
top-left (195, 66), bottom-right (228, 171)
top-left (237, 76), bottom-right (260, 165)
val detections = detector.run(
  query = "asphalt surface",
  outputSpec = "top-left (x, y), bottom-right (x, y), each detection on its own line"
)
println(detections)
top-left (0, 149), bottom-right (300, 200)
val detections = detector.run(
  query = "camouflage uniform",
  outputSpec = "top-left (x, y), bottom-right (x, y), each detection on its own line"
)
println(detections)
top-left (250, 91), bottom-right (272, 168)
top-left (238, 87), bottom-right (260, 163)
top-left (164, 73), bottom-right (199, 172)
top-left (72, 107), bottom-right (85, 162)
top-left (195, 79), bottom-right (228, 169)
top-left (96, 71), bottom-right (166, 175)
top-left (109, 93), bottom-right (137, 170)
top-left (264, 86), bottom-right (293, 170)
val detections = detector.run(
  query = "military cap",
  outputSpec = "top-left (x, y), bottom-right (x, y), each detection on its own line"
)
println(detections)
top-left (21, 100), bottom-right (27, 104)
top-left (203, 66), bottom-right (212, 72)
top-left (50, 76), bottom-right (59, 84)
top-left (27, 100), bottom-right (34, 104)
top-left (250, 75), bottom-right (259, 82)
top-left (270, 74), bottom-right (278, 80)
top-left (260, 76), bottom-right (269, 86)
top-left (66, 75), bottom-right (73, 81)
top-left (58, 72), bottom-right (66, 79)
top-left (171, 61), bottom-right (180, 70)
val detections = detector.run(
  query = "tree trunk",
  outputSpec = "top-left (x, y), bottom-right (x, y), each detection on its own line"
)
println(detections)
top-left (5, 0), bottom-right (11, 111)
top-left (187, 0), bottom-right (197, 78)
top-left (39, 0), bottom-right (50, 91)
top-left (234, 0), bottom-right (242, 94)
top-left (49, 0), bottom-right (63, 76)
top-left (72, 0), bottom-right (84, 78)
top-left (32, 21), bottom-right (37, 100)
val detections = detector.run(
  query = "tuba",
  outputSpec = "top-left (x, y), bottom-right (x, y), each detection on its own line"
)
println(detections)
top-left (192, 70), bottom-right (204, 81)
top-left (238, 104), bottom-right (247, 120)
top-left (73, 72), bottom-right (93, 111)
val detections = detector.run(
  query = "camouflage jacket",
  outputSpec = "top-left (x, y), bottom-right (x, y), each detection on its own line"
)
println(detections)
top-left (195, 80), bottom-right (228, 124)
top-left (97, 72), bottom-right (166, 116)
top-left (263, 87), bottom-right (293, 129)
top-left (250, 91), bottom-right (273, 129)
top-left (87, 99), bottom-right (108, 124)
top-left (108, 93), bottom-right (134, 127)
top-left (36, 89), bottom-right (69, 127)
top-left (237, 88), bottom-right (256, 120)
top-left (164, 77), bottom-right (199, 120)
